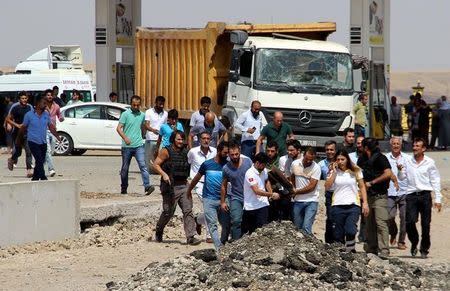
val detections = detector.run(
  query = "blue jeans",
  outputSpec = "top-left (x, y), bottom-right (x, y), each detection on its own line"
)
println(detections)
top-left (331, 204), bottom-right (360, 245)
top-left (241, 140), bottom-right (256, 158)
top-left (229, 199), bottom-right (243, 240)
top-left (120, 145), bottom-right (150, 191)
top-left (203, 198), bottom-right (230, 250)
top-left (45, 130), bottom-right (56, 171)
top-left (292, 201), bottom-right (318, 234)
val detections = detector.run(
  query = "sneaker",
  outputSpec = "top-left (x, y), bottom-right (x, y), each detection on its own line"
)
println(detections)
top-left (187, 236), bottom-right (201, 245)
top-left (120, 189), bottom-right (127, 194)
top-left (7, 158), bottom-right (13, 171)
top-left (145, 185), bottom-right (155, 195)
top-left (397, 242), bottom-right (407, 250)
top-left (411, 247), bottom-right (418, 257)
top-left (49, 170), bottom-right (56, 177)
top-left (155, 231), bottom-right (163, 242)
top-left (194, 217), bottom-right (202, 235)
top-left (420, 251), bottom-right (428, 259)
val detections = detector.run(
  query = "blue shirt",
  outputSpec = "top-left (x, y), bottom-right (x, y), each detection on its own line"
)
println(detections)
top-left (317, 158), bottom-right (332, 180)
top-left (222, 157), bottom-right (253, 201)
top-left (23, 111), bottom-right (51, 144)
top-left (159, 122), bottom-right (184, 148)
top-left (190, 121), bottom-right (226, 148)
top-left (198, 158), bottom-right (226, 200)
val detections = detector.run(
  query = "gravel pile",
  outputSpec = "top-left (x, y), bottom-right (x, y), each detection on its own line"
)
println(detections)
top-left (108, 221), bottom-right (449, 290)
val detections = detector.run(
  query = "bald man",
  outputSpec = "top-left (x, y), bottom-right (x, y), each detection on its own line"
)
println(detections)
top-left (256, 112), bottom-right (294, 156)
top-left (188, 112), bottom-right (228, 148)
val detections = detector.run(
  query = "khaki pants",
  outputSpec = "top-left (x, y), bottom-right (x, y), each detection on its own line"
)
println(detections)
top-left (364, 195), bottom-right (390, 256)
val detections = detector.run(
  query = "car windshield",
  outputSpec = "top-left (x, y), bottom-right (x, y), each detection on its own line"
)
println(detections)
top-left (254, 48), bottom-right (353, 94)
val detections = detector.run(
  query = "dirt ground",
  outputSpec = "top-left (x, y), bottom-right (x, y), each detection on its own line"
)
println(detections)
top-left (0, 150), bottom-right (449, 290)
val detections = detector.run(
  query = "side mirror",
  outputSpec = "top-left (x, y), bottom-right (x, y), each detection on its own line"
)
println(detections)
top-left (230, 31), bottom-right (248, 45)
top-left (360, 80), bottom-right (367, 92)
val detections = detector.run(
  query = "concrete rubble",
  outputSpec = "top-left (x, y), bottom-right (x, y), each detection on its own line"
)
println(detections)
top-left (107, 221), bottom-right (449, 291)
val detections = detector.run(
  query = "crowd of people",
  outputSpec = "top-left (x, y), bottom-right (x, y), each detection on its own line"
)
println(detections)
top-left (117, 94), bottom-right (442, 258)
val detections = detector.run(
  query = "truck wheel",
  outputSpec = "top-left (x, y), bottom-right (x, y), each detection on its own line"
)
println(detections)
top-left (54, 133), bottom-right (73, 156)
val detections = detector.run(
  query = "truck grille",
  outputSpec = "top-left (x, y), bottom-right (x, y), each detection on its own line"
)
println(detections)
top-left (261, 107), bottom-right (348, 137)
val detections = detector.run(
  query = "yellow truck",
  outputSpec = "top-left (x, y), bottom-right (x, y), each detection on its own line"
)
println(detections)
top-left (135, 21), bottom-right (356, 146)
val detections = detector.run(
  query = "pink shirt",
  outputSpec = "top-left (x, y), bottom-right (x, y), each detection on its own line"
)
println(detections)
top-left (47, 103), bottom-right (62, 126)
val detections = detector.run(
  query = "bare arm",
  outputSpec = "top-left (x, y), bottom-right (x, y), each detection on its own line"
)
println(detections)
top-left (16, 124), bottom-right (27, 145)
top-left (48, 123), bottom-right (61, 141)
top-left (6, 113), bottom-right (20, 129)
top-left (220, 177), bottom-right (229, 211)
top-left (255, 135), bottom-right (265, 154)
top-left (357, 177), bottom-right (369, 217)
top-left (366, 168), bottom-right (392, 189)
top-left (153, 148), bottom-right (170, 184)
top-left (250, 183), bottom-right (279, 199)
top-left (187, 132), bottom-right (194, 149)
top-left (116, 123), bottom-right (131, 145)
top-left (186, 172), bottom-right (203, 199)
top-left (294, 178), bottom-right (319, 195)
top-left (153, 135), bottom-right (162, 159)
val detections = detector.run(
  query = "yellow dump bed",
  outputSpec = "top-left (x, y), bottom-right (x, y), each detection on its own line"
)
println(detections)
top-left (135, 21), bottom-right (336, 119)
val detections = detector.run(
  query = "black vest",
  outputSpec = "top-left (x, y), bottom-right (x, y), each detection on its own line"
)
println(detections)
top-left (162, 146), bottom-right (190, 182)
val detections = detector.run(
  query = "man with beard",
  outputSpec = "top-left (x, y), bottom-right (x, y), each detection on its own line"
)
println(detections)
top-left (349, 136), bottom-right (365, 164)
top-left (6, 91), bottom-right (33, 177)
top-left (256, 111), bottom-right (294, 157)
top-left (187, 141), bottom-right (230, 250)
top-left (234, 100), bottom-right (263, 158)
top-left (279, 139), bottom-right (302, 177)
top-left (189, 112), bottom-right (227, 148)
top-left (44, 89), bottom-right (64, 177)
top-left (318, 140), bottom-right (337, 243)
top-left (116, 95), bottom-right (152, 195)
top-left (337, 127), bottom-right (356, 153)
top-left (153, 130), bottom-right (201, 245)
top-left (221, 140), bottom-right (253, 240)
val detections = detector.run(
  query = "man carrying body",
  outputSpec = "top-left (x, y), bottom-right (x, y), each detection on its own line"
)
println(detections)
top-left (385, 137), bottom-right (409, 250)
top-left (398, 138), bottom-right (442, 258)
top-left (234, 100), bottom-right (263, 158)
top-left (221, 140), bottom-right (253, 240)
top-left (116, 95), bottom-right (153, 195)
top-left (144, 96), bottom-right (167, 171)
top-left (187, 141), bottom-right (230, 250)
top-left (358, 137), bottom-right (392, 259)
top-left (318, 140), bottom-right (337, 243)
top-left (45, 89), bottom-right (64, 177)
top-left (256, 111), bottom-right (294, 157)
top-left (153, 130), bottom-right (201, 245)
top-left (6, 91), bottom-right (33, 177)
top-left (187, 131), bottom-right (217, 242)
top-left (290, 147), bottom-right (321, 234)
top-left (189, 112), bottom-right (227, 149)
top-left (279, 139), bottom-right (302, 177)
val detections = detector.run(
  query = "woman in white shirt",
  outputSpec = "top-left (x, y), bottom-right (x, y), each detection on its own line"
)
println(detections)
top-left (325, 150), bottom-right (369, 252)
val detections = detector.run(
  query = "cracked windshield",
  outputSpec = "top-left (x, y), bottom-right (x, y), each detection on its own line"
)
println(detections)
top-left (254, 48), bottom-right (353, 95)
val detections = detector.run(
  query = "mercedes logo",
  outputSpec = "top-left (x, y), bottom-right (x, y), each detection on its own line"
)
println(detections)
top-left (298, 110), bottom-right (312, 126)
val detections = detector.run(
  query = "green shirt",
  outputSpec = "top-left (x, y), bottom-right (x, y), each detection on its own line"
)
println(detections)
top-left (352, 101), bottom-right (368, 127)
top-left (118, 109), bottom-right (145, 148)
top-left (261, 122), bottom-right (293, 156)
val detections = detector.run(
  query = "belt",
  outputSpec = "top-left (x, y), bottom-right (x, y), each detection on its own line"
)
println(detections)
top-left (409, 190), bottom-right (431, 196)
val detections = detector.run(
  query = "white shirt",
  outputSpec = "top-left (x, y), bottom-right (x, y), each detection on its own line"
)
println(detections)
top-left (330, 169), bottom-right (363, 206)
top-left (189, 111), bottom-right (204, 127)
top-left (385, 152), bottom-right (410, 196)
top-left (349, 152), bottom-right (359, 164)
top-left (291, 159), bottom-right (321, 202)
top-left (398, 155), bottom-right (442, 203)
top-left (234, 110), bottom-right (262, 142)
top-left (187, 146), bottom-right (217, 180)
top-left (279, 154), bottom-right (302, 177)
top-left (243, 166), bottom-right (270, 210)
top-left (145, 108), bottom-right (167, 141)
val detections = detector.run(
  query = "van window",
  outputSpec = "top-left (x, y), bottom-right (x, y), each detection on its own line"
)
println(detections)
top-left (239, 51), bottom-right (253, 78)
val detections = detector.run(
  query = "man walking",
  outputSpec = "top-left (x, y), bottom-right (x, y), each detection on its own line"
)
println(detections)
top-left (16, 96), bottom-right (60, 181)
top-left (45, 89), bottom-right (64, 177)
top-left (116, 95), bottom-right (153, 195)
top-left (399, 138), bottom-right (442, 258)
top-left (256, 111), bottom-right (294, 157)
top-left (358, 138), bottom-right (392, 259)
top-left (153, 130), bottom-right (201, 245)
top-left (187, 141), bottom-right (230, 250)
top-left (144, 96), bottom-right (167, 170)
top-left (234, 100), bottom-right (263, 158)
top-left (385, 137), bottom-right (409, 250)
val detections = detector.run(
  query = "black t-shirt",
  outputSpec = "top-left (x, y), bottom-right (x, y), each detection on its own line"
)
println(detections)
top-left (358, 152), bottom-right (391, 194)
top-left (10, 103), bottom-right (32, 124)
top-left (337, 142), bottom-right (356, 154)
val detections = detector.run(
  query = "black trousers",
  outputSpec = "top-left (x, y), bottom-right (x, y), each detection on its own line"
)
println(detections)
top-left (324, 191), bottom-right (334, 243)
top-left (28, 141), bottom-right (47, 180)
top-left (405, 191), bottom-right (432, 254)
top-left (242, 206), bottom-right (269, 235)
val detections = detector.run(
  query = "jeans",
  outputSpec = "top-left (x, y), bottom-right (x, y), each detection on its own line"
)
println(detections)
top-left (242, 206), bottom-right (269, 234)
top-left (241, 140), bottom-right (256, 159)
top-left (406, 191), bottom-right (432, 254)
top-left (144, 140), bottom-right (158, 173)
top-left (120, 145), bottom-right (150, 191)
top-left (388, 195), bottom-right (407, 244)
top-left (203, 198), bottom-right (230, 250)
top-left (156, 184), bottom-right (197, 239)
top-left (28, 141), bottom-right (47, 181)
top-left (331, 204), bottom-right (360, 251)
top-left (45, 130), bottom-right (56, 171)
top-left (229, 199), bottom-right (244, 240)
top-left (12, 132), bottom-right (33, 170)
top-left (355, 124), bottom-right (366, 138)
top-left (292, 201), bottom-right (318, 234)
top-left (324, 191), bottom-right (334, 243)
top-left (364, 195), bottom-right (390, 256)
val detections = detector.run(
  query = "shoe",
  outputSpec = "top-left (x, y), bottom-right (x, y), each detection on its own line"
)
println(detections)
top-left (390, 236), bottom-right (397, 246)
top-left (13, 163), bottom-right (17, 168)
top-left (155, 231), bottom-right (163, 242)
top-left (49, 170), bottom-right (56, 177)
top-left (397, 242), bottom-right (407, 250)
top-left (206, 237), bottom-right (213, 244)
top-left (120, 189), bottom-right (127, 194)
top-left (194, 217), bottom-right (202, 235)
top-left (145, 185), bottom-right (155, 195)
top-left (411, 247), bottom-right (418, 257)
top-left (7, 158), bottom-right (13, 171)
top-left (26, 169), bottom-right (33, 178)
top-left (420, 251), bottom-right (428, 259)
top-left (187, 236), bottom-right (201, 245)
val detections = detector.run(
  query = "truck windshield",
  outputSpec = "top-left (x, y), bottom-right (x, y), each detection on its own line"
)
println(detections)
top-left (254, 48), bottom-right (353, 95)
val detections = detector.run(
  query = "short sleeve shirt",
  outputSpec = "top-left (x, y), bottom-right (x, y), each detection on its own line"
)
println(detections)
top-left (291, 159), bottom-right (321, 202)
top-left (359, 153), bottom-right (391, 194)
top-left (145, 108), bottom-right (168, 141)
top-left (331, 169), bottom-right (363, 206)
top-left (159, 122), bottom-right (184, 148)
top-left (189, 111), bottom-right (205, 127)
top-left (243, 166), bottom-right (270, 210)
top-left (190, 122), bottom-right (226, 148)
top-left (260, 122), bottom-right (293, 156)
top-left (223, 157), bottom-right (253, 201)
top-left (10, 102), bottom-right (33, 124)
top-left (187, 146), bottom-right (217, 180)
top-left (23, 111), bottom-right (51, 144)
top-left (198, 158), bottom-right (227, 200)
top-left (118, 109), bottom-right (145, 148)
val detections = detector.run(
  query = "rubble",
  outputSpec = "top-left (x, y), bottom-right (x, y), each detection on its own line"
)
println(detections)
top-left (108, 221), bottom-right (449, 290)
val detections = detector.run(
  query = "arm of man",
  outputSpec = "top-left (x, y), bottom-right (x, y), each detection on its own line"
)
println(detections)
top-left (57, 106), bottom-right (64, 122)
top-left (186, 172), bottom-right (203, 200)
top-left (153, 148), bottom-right (170, 184)
top-left (255, 135), bottom-right (265, 155)
top-left (48, 123), bottom-right (61, 142)
top-left (116, 123), bottom-right (131, 145)
top-left (250, 184), bottom-right (279, 200)
top-left (220, 176), bottom-right (229, 211)
top-left (15, 124), bottom-right (27, 146)
top-left (153, 134), bottom-right (162, 159)
top-left (286, 124), bottom-right (294, 140)
top-left (324, 163), bottom-right (337, 191)
top-left (5, 112), bottom-right (20, 129)
top-left (429, 161), bottom-right (442, 212)
top-left (357, 176), bottom-right (369, 217)
top-left (294, 178), bottom-right (319, 195)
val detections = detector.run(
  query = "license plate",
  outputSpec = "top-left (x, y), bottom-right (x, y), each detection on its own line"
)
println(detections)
top-left (300, 140), bottom-right (317, 147)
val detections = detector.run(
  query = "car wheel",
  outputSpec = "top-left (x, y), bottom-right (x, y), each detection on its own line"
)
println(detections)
top-left (71, 149), bottom-right (87, 156)
top-left (54, 133), bottom-right (73, 156)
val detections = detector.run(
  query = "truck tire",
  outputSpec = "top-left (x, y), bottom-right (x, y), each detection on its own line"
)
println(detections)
top-left (54, 133), bottom-right (73, 156)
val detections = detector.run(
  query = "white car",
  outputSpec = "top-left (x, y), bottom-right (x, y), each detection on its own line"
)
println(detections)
top-left (54, 102), bottom-right (130, 155)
